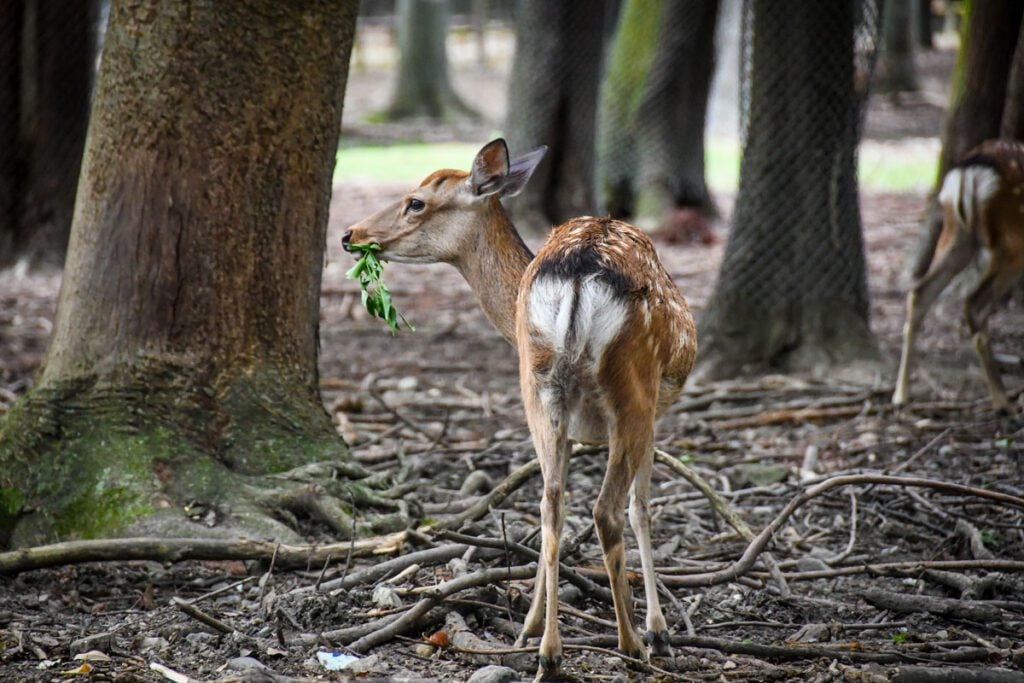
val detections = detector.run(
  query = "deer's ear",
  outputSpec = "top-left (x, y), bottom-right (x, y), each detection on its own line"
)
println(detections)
top-left (470, 139), bottom-right (511, 197)
top-left (501, 146), bottom-right (547, 197)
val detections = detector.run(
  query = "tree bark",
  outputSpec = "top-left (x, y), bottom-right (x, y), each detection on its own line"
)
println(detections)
top-left (0, 0), bottom-right (96, 269)
top-left (18, 0), bottom-right (97, 267)
top-left (599, 0), bottom-right (718, 233)
top-left (0, 0), bottom-right (407, 548)
top-left (909, 0), bottom-right (1023, 278)
top-left (505, 0), bottom-right (607, 234)
top-left (916, 0), bottom-right (933, 49)
top-left (696, 0), bottom-right (877, 380)
top-left (635, 0), bottom-right (719, 225)
top-left (385, 0), bottom-right (477, 120)
top-left (0, 0), bottom-right (24, 264)
top-left (1001, 14), bottom-right (1024, 140)
top-left (877, 0), bottom-right (919, 93)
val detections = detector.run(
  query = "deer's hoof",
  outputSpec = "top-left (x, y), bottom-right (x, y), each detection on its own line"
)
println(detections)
top-left (536, 654), bottom-right (564, 681)
top-left (644, 629), bottom-right (674, 658)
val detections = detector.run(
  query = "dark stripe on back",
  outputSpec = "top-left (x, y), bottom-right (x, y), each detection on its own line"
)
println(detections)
top-left (956, 153), bottom-right (1002, 173)
top-left (534, 245), bottom-right (636, 297)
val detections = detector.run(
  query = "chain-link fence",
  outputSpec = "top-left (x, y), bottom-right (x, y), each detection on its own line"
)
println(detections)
top-left (1, 0), bottom-right (942, 270)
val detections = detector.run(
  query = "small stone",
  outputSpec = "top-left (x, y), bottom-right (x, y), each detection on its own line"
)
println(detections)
top-left (227, 657), bottom-right (270, 673)
top-left (467, 664), bottom-right (520, 683)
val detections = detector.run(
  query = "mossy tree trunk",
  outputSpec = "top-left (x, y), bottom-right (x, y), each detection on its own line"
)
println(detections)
top-left (384, 0), bottom-right (477, 120)
top-left (0, 0), bottom-right (407, 548)
top-left (600, 0), bottom-right (719, 229)
top-left (696, 0), bottom-right (877, 380)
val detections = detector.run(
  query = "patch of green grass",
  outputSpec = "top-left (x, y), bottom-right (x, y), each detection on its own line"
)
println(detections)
top-left (335, 142), bottom-right (480, 183)
top-left (335, 139), bottom-right (938, 193)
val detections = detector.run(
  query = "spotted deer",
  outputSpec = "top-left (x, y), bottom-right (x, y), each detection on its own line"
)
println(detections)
top-left (343, 139), bottom-right (697, 678)
top-left (893, 139), bottom-right (1024, 412)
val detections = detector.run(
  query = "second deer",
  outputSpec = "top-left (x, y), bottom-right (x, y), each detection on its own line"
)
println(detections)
top-left (893, 139), bottom-right (1024, 412)
top-left (344, 139), bottom-right (697, 679)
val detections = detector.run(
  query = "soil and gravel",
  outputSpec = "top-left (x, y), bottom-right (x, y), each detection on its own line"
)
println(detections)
top-left (2, 42), bottom-right (1023, 683)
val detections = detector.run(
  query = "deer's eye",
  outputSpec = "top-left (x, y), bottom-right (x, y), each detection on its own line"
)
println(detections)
top-left (406, 198), bottom-right (425, 214)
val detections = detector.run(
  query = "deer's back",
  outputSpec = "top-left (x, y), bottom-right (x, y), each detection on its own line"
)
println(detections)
top-left (518, 217), bottom-right (697, 418)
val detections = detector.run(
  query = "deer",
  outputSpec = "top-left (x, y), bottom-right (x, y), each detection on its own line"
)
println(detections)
top-left (343, 139), bottom-right (697, 679)
top-left (893, 139), bottom-right (1024, 412)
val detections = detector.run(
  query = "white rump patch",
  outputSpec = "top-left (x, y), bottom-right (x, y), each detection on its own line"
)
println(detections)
top-left (939, 166), bottom-right (1001, 229)
top-left (527, 275), bottom-right (628, 364)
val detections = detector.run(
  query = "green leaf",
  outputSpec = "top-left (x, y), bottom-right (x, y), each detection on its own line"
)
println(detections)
top-left (345, 242), bottom-right (414, 334)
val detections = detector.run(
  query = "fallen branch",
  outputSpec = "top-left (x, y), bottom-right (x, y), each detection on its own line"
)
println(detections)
top-left (428, 458), bottom-right (540, 530)
top-left (0, 533), bottom-right (409, 575)
top-left (658, 473), bottom-right (1024, 588)
top-left (863, 588), bottom-right (1017, 623)
top-left (564, 635), bottom-right (1001, 666)
top-left (654, 449), bottom-right (791, 597)
top-left (347, 564), bottom-right (537, 653)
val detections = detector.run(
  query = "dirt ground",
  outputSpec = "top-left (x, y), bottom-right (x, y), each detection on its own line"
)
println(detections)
top-left (2, 43), bottom-right (1024, 682)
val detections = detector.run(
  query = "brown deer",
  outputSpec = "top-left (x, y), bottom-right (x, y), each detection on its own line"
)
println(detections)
top-left (343, 139), bottom-right (697, 678)
top-left (893, 139), bottom-right (1024, 412)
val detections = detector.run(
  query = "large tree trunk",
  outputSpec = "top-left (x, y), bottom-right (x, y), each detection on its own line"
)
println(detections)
top-left (505, 0), bottom-right (607, 234)
top-left (0, 0), bottom-right (405, 547)
top-left (696, 0), bottom-right (877, 380)
top-left (599, 0), bottom-right (719, 230)
top-left (876, 0), bottom-right (918, 93)
top-left (385, 0), bottom-right (477, 120)
top-left (909, 0), bottom-right (1023, 278)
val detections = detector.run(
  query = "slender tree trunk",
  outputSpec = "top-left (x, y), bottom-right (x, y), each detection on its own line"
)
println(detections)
top-left (385, 0), bottom-right (477, 120)
top-left (505, 0), bottom-right (607, 233)
top-left (1001, 14), bottom-right (1024, 139)
top-left (0, 0), bottom-right (408, 547)
top-left (909, 0), bottom-right (1023, 278)
top-left (917, 0), bottom-right (933, 49)
top-left (16, 0), bottom-right (97, 267)
top-left (0, 0), bottom-right (25, 264)
top-left (599, 0), bottom-right (718, 233)
top-left (635, 0), bottom-right (719, 226)
top-left (697, 0), bottom-right (876, 380)
top-left (877, 0), bottom-right (919, 93)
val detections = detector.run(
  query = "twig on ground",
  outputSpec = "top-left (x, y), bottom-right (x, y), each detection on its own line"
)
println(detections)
top-left (654, 448), bottom-right (790, 597)
top-left (170, 597), bottom-right (237, 635)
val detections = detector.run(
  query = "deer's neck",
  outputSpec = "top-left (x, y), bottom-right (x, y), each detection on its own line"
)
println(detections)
top-left (455, 199), bottom-right (533, 345)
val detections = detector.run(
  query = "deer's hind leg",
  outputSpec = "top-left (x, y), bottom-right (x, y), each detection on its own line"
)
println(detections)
top-left (516, 363), bottom-right (572, 679)
top-left (894, 221), bottom-right (977, 405)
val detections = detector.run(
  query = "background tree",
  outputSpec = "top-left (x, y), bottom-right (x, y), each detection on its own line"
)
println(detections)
top-left (599, 0), bottom-right (720, 231)
top-left (0, 0), bottom-right (407, 547)
top-left (876, 0), bottom-right (919, 93)
top-left (504, 0), bottom-right (607, 233)
top-left (697, 0), bottom-right (878, 380)
top-left (908, 0), bottom-right (1024, 278)
top-left (384, 0), bottom-right (477, 120)
top-left (0, 0), bottom-right (96, 268)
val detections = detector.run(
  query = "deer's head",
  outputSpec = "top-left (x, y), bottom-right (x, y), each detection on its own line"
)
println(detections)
top-left (342, 139), bottom-right (546, 264)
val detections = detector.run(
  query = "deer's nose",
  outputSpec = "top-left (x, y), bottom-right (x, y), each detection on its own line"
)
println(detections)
top-left (341, 230), bottom-right (352, 251)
